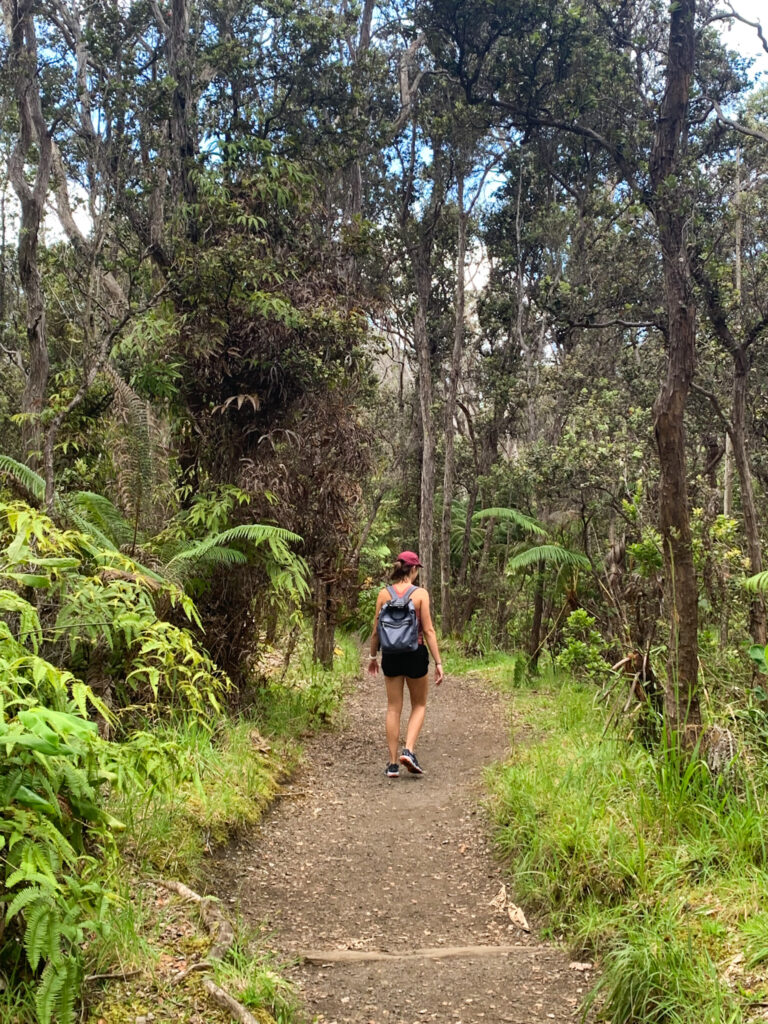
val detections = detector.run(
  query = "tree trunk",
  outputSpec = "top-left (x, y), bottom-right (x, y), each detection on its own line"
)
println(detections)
top-left (165, 0), bottom-right (197, 220)
top-left (312, 575), bottom-right (336, 668)
top-left (440, 172), bottom-right (467, 631)
top-left (4, 0), bottom-right (54, 466)
top-left (693, 149), bottom-right (765, 647)
top-left (414, 259), bottom-right (436, 591)
top-left (464, 512), bottom-right (495, 623)
top-left (528, 561), bottom-right (546, 669)
top-left (648, 0), bottom-right (700, 737)
top-left (723, 434), bottom-right (734, 515)
top-left (730, 351), bottom-right (766, 644)
top-left (456, 400), bottom-right (479, 594)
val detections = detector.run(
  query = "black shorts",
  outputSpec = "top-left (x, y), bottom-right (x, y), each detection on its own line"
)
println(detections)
top-left (381, 645), bottom-right (429, 679)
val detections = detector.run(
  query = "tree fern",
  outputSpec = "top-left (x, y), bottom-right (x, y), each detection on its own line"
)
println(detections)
top-left (189, 545), bottom-right (249, 568)
top-left (745, 571), bottom-right (768, 592)
top-left (165, 522), bottom-right (302, 569)
top-left (449, 500), bottom-right (483, 558)
top-left (0, 455), bottom-right (45, 503)
top-left (473, 506), bottom-right (548, 537)
top-left (103, 366), bottom-right (161, 532)
top-left (507, 544), bottom-right (591, 572)
top-left (67, 492), bottom-right (135, 548)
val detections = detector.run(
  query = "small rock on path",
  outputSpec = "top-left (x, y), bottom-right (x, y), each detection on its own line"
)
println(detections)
top-left (210, 668), bottom-right (592, 1023)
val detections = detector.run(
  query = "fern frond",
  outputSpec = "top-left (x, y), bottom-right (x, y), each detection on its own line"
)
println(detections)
top-left (0, 455), bottom-right (45, 503)
top-left (103, 365), bottom-right (156, 528)
top-left (194, 546), bottom-right (249, 567)
top-left (55, 958), bottom-right (79, 1024)
top-left (6, 885), bottom-right (46, 922)
top-left (473, 507), bottom-right (548, 537)
top-left (24, 900), bottom-right (54, 971)
top-left (35, 956), bottom-right (68, 1024)
top-left (165, 523), bottom-right (301, 569)
top-left (65, 511), bottom-right (120, 554)
top-left (745, 571), bottom-right (768, 592)
top-left (507, 545), bottom-right (591, 572)
top-left (68, 492), bottom-right (135, 547)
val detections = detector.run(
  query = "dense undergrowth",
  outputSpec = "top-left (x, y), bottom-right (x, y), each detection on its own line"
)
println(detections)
top-left (0, 494), bottom-right (358, 1024)
top-left (4, 632), bottom-right (358, 1024)
top-left (452, 646), bottom-right (768, 1024)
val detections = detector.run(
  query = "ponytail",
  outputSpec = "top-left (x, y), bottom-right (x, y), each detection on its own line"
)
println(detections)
top-left (390, 559), bottom-right (411, 582)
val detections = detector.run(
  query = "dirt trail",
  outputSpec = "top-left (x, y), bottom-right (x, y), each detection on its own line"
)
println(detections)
top-left (211, 669), bottom-right (593, 1024)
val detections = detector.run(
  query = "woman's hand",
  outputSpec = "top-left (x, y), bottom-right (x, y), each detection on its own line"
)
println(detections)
top-left (367, 656), bottom-right (379, 676)
top-left (434, 662), bottom-right (444, 686)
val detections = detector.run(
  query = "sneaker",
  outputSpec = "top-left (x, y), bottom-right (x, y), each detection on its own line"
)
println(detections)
top-left (385, 763), bottom-right (399, 778)
top-left (399, 749), bottom-right (424, 775)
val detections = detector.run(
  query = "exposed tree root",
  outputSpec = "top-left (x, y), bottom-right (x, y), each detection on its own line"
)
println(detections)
top-left (202, 979), bottom-right (265, 1024)
top-left (155, 878), bottom-right (235, 960)
top-left (154, 879), bottom-right (256, 1022)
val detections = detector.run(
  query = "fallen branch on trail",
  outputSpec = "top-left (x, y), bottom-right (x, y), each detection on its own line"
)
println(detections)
top-left (300, 943), bottom-right (551, 963)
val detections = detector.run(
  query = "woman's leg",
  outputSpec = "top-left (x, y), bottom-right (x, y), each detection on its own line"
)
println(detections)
top-left (384, 675), bottom-right (405, 763)
top-left (404, 674), bottom-right (429, 752)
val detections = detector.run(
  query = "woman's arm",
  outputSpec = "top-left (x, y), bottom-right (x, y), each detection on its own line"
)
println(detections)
top-left (367, 589), bottom-right (387, 675)
top-left (418, 590), bottom-right (444, 686)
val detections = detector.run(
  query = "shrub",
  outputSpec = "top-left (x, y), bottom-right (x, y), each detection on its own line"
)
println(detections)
top-left (556, 609), bottom-right (610, 683)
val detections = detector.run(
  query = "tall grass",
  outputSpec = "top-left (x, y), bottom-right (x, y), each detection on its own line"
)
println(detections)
top-left (252, 631), bottom-right (360, 737)
top-left (486, 666), bottom-right (768, 1024)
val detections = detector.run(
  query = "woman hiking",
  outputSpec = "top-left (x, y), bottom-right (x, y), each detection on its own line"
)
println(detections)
top-left (367, 551), bottom-right (443, 777)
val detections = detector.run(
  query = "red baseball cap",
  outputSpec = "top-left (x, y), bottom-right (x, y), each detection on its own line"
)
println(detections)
top-left (397, 551), bottom-right (423, 567)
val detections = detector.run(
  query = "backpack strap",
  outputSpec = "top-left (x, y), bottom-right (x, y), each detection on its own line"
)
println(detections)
top-left (385, 585), bottom-right (398, 601)
top-left (402, 584), bottom-right (418, 601)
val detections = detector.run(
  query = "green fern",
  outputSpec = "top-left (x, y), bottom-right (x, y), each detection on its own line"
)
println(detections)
top-left (473, 506), bottom-right (549, 537)
top-left (507, 544), bottom-right (591, 572)
top-left (0, 455), bottom-right (45, 502)
top-left (745, 571), bottom-right (768, 592)
top-left (56, 958), bottom-right (79, 1024)
top-left (5, 884), bottom-right (46, 921)
top-left (66, 491), bottom-right (135, 548)
top-left (164, 522), bottom-right (302, 570)
top-left (35, 955), bottom-right (79, 1024)
top-left (24, 900), bottom-right (55, 972)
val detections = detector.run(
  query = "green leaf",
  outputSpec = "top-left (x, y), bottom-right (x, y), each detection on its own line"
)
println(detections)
top-left (745, 571), bottom-right (768, 593)
top-left (5, 573), bottom-right (53, 589)
top-left (14, 786), bottom-right (58, 815)
top-left (748, 644), bottom-right (768, 673)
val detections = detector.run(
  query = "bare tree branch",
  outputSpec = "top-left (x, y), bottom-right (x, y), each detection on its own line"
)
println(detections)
top-left (710, 4), bottom-right (768, 54)
top-left (707, 96), bottom-right (768, 144)
top-left (691, 381), bottom-right (733, 437)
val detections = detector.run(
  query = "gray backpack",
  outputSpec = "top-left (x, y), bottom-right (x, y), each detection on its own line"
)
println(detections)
top-left (378, 585), bottom-right (419, 653)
